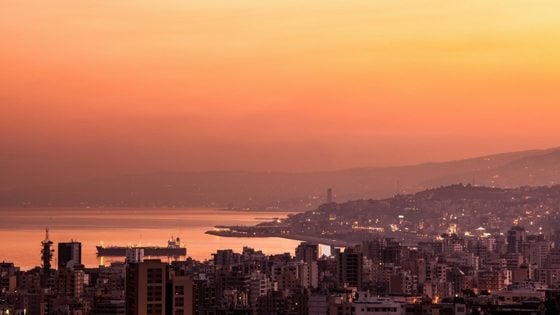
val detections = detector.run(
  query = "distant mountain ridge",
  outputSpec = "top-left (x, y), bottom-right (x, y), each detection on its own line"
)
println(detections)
top-left (1, 147), bottom-right (560, 210)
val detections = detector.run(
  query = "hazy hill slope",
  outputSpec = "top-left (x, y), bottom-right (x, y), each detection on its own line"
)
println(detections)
top-left (424, 149), bottom-right (560, 188)
top-left (1, 147), bottom-right (559, 209)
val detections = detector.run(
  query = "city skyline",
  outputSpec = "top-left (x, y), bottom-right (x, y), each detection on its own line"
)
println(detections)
top-left (2, 1), bottom-right (560, 314)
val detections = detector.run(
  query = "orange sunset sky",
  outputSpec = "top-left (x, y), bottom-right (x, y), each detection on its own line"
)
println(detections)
top-left (1, 0), bottom-right (560, 189)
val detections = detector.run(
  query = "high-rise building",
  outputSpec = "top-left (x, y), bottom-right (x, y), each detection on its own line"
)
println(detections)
top-left (0, 262), bottom-right (18, 293)
top-left (337, 248), bottom-right (363, 288)
top-left (362, 238), bottom-right (386, 263)
top-left (507, 226), bottom-right (527, 254)
top-left (193, 277), bottom-right (217, 315)
top-left (58, 241), bottom-right (82, 269)
top-left (383, 238), bottom-right (403, 265)
top-left (271, 264), bottom-right (298, 291)
top-left (167, 274), bottom-right (194, 315)
top-left (297, 261), bottom-right (319, 289)
top-left (55, 264), bottom-right (85, 298)
top-left (213, 249), bottom-right (239, 270)
top-left (125, 259), bottom-right (167, 315)
top-left (295, 242), bottom-right (319, 263)
top-left (249, 272), bottom-right (271, 311)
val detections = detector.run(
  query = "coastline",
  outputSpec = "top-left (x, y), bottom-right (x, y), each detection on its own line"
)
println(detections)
top-left (206, 230), bottom-right (354, 247)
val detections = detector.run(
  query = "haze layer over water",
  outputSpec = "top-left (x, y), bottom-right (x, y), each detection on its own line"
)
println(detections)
top-left (0, 208), bottom-right (300, 269)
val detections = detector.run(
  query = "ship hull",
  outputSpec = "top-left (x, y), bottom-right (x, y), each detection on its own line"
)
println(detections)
top-left (96, 246), bottom-right (186, 257)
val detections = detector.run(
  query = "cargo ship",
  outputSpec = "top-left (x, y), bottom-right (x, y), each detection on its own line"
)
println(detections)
top-left (96, 237), bottom-right (187, 257)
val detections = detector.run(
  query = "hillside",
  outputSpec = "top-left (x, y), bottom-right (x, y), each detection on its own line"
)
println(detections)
top-left (277, 184), bottom-right (560, 244)
top-left (1, 147), bottom-right (559, 210)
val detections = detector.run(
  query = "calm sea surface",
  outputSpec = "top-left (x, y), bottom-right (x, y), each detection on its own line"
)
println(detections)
top-left (0, 208), bottom-right (300, 269)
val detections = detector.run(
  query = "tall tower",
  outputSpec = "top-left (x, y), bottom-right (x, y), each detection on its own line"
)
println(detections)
top-left (58, 241), bottom-right (82, 269)
top-left (327, 188), bottom-right (333, 203)
top-left (41, 228), bottom-right (54, 287)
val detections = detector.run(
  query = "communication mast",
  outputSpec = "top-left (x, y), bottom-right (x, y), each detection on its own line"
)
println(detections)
top-left (41, 228), bottom-right (54, 287)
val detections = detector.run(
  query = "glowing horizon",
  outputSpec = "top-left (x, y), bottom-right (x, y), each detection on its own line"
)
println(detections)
top-left (2, 0), bottom-right (560, 188)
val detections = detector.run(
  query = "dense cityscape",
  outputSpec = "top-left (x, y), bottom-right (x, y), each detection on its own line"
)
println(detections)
top-left (3, 185), bottom-right (560, 314)
top-left (4, 0), bottom-right (560, 314)
top-left (209, 185), bottom-right (560, 246)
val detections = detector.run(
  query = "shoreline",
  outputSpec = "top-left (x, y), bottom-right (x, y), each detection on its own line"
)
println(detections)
top-left (206, 230), bottom-right (354, 247)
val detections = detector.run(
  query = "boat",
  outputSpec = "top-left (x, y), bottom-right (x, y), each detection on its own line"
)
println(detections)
top-left (96, 237), bottom-right (187, 257)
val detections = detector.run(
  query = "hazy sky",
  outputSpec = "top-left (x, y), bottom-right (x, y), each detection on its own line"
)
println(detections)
top-left (1, 0), bottom-right (560, 189)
